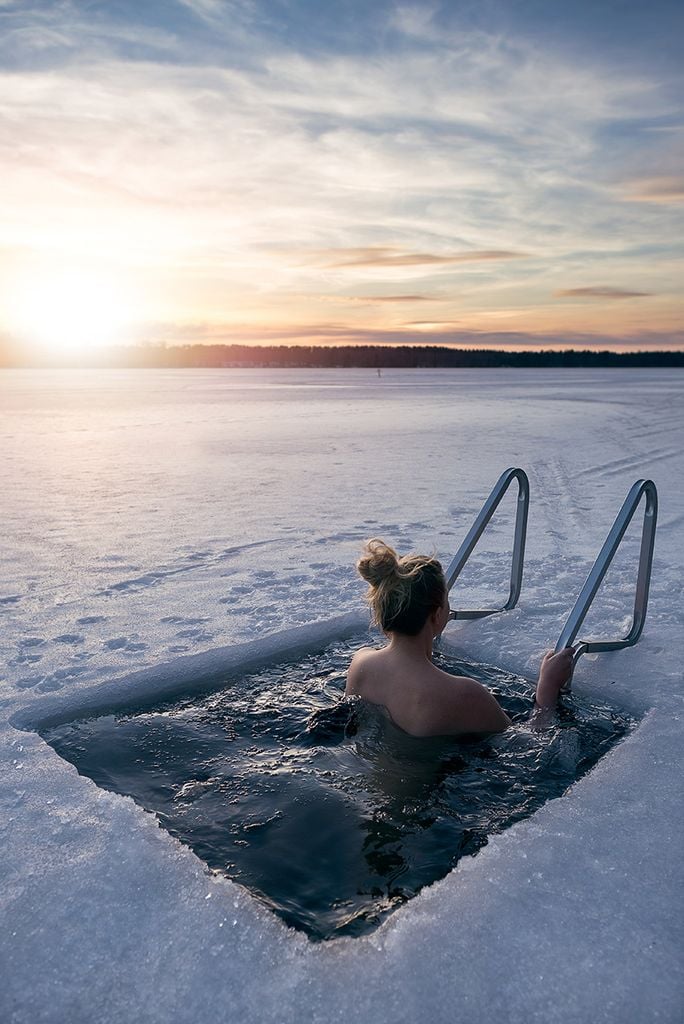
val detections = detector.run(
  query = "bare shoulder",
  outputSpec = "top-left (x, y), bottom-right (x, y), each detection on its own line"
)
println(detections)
top-left (432, 667), bottom-right (511, 734)
top-left (346, 646), bottom-right (380, 694)
top-left (349, 646), bottom-right (380, 671)
top-left (350, 645), bottom-right (378, 662)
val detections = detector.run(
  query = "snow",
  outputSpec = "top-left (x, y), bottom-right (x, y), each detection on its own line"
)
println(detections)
top-left (1, 367), bottom-right (682, 1024)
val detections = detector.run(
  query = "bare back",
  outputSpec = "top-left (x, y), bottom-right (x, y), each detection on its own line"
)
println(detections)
top-left (345, 645), bottom-right (510, 738)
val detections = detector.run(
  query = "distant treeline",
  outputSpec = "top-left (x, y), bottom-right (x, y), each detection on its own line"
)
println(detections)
top-left (2, 342), bottom-right (684, 369)
top-left (137, 344), bottom-right (684, 368)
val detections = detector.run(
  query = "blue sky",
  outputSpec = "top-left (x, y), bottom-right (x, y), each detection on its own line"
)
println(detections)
top-left (1, 0), bottom-right (682, 351)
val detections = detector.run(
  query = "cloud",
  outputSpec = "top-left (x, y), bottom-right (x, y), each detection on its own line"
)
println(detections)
top-left (402, 320), bottom-right (462, 327)
top-left (620, 176), bottom-right (684, 203)
top-left (176, 0), bottom-right (225, 20)
top-left (555, 287), bottom-right (653, 300)
top-left (309, 248), bottom-right (527, 268)
top-left (140, 319), bottom-right (684, 352)
top-left (321, 294), bottom-right (433, 304)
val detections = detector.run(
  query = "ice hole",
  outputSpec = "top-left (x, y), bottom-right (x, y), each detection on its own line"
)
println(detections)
top-left (37, 634), bottom-right (636, 941)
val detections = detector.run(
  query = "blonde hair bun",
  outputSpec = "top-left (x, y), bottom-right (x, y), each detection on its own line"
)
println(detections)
top-left (357, 539), bottom-right (399, 586)
top-left (356, 538), bottom-right (446, 636)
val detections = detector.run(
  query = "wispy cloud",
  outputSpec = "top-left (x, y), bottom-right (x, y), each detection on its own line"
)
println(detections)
top-left (555, 287), bottom-right (653, 300)
top-left (177, 0), bottom-right (227, 20)
top-left (620, 176), bottom-right (684, 203)
top-left (304, 248), bottom-right (527, 268)
top-left (321, 294), bottom-right (433, 304)
top-left (140, 319), bottom-right (684, 351)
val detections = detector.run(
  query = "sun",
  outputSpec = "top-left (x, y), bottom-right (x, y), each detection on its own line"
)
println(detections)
top-left (8, 267), bottom-right (140, 354)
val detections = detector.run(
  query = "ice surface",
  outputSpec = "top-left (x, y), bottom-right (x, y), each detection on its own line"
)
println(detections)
top-left (1, 368), bottom-right (683, 1023)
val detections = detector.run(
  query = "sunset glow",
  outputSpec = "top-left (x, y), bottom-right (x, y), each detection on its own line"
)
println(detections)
top-left (0, 0), bottom-right (682, 358)
top-left (7, 268), bottom-right (140, 355)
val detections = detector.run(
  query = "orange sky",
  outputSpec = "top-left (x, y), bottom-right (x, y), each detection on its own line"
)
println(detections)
top-left (1, 1), bottom-right (682, 356)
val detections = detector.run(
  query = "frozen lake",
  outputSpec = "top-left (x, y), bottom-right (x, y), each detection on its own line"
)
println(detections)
top-left (1, 368), bottom-right (683, 1023)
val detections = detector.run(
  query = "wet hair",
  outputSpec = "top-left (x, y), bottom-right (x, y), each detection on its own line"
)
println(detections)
top-left (357, 539), bottom-right (446, 636)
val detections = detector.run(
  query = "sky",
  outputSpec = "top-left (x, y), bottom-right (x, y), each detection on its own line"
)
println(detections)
top-left (0, 0), bottom-right (682, 355)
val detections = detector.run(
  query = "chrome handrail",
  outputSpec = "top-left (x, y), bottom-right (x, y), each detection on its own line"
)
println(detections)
top-left (555, 479), bottom-right (658, 670)
top-left (446, 468), bottom-right (529, 620)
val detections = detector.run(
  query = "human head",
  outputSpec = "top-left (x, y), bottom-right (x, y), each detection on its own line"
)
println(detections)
top-left (357, 538), bottom-right (448, 636)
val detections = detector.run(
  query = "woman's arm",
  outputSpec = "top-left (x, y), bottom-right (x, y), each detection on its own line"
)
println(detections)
top-left (529, 648), bottom-right (574, 728)
top-left (534, 648), bottom-right (574, 707)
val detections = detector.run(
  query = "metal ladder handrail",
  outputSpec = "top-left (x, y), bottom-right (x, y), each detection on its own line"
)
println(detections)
top-left (555, 479), bottom-right (658, 668)
top-left (446, 467), bottom-right (529, 621)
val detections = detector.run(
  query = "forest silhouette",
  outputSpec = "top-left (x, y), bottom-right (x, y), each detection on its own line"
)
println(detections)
top-left (2, 342), bottom-right (682, 369)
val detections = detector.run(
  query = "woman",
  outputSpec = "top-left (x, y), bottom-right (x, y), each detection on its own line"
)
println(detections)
top-left (346, 539), bottom-right (573, 737)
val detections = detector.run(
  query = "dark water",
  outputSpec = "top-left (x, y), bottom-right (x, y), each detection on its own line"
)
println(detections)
top-left (42, 638), bottom-right (635, 940)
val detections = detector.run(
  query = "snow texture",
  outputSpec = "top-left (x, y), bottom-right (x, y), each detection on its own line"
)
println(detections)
top-left (1, 368), bottom-right (682, 1024)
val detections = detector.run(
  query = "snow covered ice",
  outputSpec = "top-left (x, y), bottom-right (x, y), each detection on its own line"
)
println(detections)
top-left (1, 367), bottom-right (682, 1023)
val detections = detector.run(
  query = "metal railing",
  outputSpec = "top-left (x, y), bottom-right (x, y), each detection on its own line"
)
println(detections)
top-left (446, 467), bottom-right (529, 620)
top-left (555, 479), bottom-right (658, 673)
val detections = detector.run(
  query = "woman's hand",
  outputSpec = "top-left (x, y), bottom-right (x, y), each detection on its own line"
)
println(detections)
top-left (535, 648), bottom-right (574, 707)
